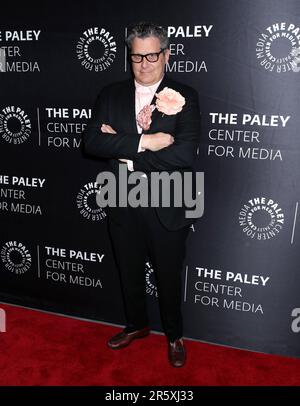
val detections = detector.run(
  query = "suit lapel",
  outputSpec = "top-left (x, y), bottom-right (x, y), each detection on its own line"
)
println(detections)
top-left (121, 79), bottom-right (138, 134)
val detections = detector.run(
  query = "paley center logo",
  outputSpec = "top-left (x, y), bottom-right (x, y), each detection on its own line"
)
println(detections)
top-left (0, 29), bottom-right (41, 73)
top-left (166, 25), bottom-right (212, 74)
top-left (145, 261), bottom-right (158, 298)
top-left (239, 197), bottom-right (284, 240)
top-left (256, 22), bottom-right (300, 73)
top-left (0, 106), bottom-right (31, 144)
top-left (76, 27), bottom-right (117, 72)
top-left (0, 241), bottom-right (32, 274)
top-left (76, 182), bottom-right (106, 221)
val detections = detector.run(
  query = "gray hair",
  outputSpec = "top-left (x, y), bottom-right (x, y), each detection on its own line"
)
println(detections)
top-left (125, 22), bottom-right (169, 51)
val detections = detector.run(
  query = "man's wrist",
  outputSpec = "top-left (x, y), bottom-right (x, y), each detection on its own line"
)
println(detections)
top-left (138, 134), bottom-right (146, 152)
top-left (126, 159), bottom-right (134, 171)
top-left (140, 134), bottom-right (150, 150)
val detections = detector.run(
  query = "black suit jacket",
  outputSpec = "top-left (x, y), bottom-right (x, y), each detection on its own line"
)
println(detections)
top-left (83, 75), bottom-right (201, 231)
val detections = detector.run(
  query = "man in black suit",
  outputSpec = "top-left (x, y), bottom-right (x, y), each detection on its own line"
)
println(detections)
top-left (83, 22), bottom-right (201, 367)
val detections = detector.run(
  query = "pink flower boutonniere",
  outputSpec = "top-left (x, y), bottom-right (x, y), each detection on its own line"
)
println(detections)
top-left (155, 87), bottom-right (186, 115)
top-left (136, 87), bottom-right (186, 131)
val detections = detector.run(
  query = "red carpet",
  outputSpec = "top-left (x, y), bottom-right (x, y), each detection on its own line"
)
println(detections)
top-left (0, 302), bottom-right (300, 386)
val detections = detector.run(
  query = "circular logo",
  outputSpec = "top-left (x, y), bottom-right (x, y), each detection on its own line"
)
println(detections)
top-left (1, 241), bottom-right (32, 274)
top-left (145, 261), bottom-right (158, 298)
top-left (256, 22), bottom-right (300, 73)
top-left (0, 106), bottom-right (31, 144)
top-left (239, 197), bottom-right (284, 240)
top-left (76, 27), bottom-right (117, 72)
top-left (76, 182), bottom-right (106, 221)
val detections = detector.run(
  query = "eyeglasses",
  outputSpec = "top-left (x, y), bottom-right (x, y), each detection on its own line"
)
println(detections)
top-left (129, 48), bottom-right (166, 63)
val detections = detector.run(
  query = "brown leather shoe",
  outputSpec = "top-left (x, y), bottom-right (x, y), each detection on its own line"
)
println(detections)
top-left (107, 327), bottom-right (151, 349)
top-left (168, 338), bottom-right (186, 367)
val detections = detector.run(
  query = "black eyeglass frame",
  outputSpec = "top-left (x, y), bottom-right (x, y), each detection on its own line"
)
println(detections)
top-left (129, 48), bottom-right (166, 63)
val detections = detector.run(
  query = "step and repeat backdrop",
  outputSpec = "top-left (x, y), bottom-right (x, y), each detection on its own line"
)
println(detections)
top-left (1, 0), bottom-right (300, 357)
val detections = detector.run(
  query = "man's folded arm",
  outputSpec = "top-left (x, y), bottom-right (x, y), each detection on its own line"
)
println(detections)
top-left (133, 138), bottom-right (199, 171)
top-left (82, 86), bottom-right (141, 160)
top-left (83, 126), bottom-right (142, 160)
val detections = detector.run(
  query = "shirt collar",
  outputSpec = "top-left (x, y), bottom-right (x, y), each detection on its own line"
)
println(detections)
top-left (134, 77), bottom-right (163, 94)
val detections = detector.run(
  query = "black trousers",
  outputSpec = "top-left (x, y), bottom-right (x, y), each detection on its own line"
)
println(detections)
top-left (107, 205), bottom-right (190, 341)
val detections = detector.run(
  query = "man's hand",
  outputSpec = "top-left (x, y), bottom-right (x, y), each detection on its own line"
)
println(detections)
top-left (141, 133), bottom-right (174, 152)
top-left (101, 124), bottom-right (116, 134)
